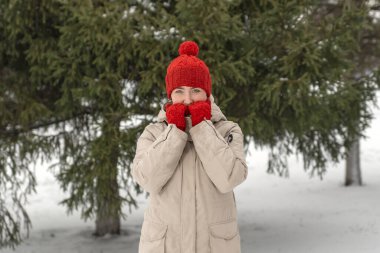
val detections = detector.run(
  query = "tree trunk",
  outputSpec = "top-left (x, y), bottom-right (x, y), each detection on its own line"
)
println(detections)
top-left (94, 115), bottom-right (122, 236)
top-left (94, 171), bottom-right (121, 236)
top-left (345, 135), bottom-right (362, 186)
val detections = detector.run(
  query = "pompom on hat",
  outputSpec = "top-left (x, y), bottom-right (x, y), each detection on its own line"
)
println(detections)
top-left (165, 41), bottom-right (212, 99)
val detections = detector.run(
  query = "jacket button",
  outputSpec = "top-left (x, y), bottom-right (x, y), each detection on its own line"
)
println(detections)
top-left (227, 134), bottom-right (233, 143)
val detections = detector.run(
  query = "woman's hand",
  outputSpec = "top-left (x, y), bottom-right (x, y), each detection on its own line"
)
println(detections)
top-left (165, 103), bottom-right (187, 131)
top-left (188, 99), bottom-right (211, 127)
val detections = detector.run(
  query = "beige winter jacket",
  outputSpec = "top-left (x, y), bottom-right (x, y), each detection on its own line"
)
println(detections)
top-left (131, 94), bottom-right (248, 253)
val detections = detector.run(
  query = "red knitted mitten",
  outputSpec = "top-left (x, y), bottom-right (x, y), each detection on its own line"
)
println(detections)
top-left (165, 103), bottom-right (187, 131)
top-left (188, 99), bottom-right (211, 127)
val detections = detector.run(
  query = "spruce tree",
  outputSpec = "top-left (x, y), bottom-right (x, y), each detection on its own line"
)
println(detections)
top-left (339, 0), bottom-right (380, 186)
top-left (225, 0), bottom-right (380, 178)
top-left (1, 0), bottom-right (379, 249)
top-left (0, 0), bottom-right (58, 248)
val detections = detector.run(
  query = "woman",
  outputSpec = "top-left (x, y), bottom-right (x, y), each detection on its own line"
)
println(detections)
top-left (131, 41), bottom-right (248, 253)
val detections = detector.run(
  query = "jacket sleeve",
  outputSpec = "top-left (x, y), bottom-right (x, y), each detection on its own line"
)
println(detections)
top-left (131, 123), bottom-right (188, 194)
top-left (189, 120), bottom-right (248, 194)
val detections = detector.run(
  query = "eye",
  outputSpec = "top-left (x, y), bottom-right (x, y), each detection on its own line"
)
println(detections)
top-left (192, 89), bottom-right (201, 93)
top-left (174, 90), bottom-right (183, 93)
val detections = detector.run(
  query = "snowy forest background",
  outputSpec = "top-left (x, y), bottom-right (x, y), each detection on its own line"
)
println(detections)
top-left (1, 0), bottom-right (380, 252)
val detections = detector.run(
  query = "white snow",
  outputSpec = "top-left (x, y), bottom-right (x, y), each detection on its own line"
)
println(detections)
top-left (2, 102), bottom-right (380, 253)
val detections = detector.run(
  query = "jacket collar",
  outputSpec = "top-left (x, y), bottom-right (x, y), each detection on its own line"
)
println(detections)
top-left (156, 94), bottom-right (227, 124)
top-left (156, 94), bottom-right (227, 141)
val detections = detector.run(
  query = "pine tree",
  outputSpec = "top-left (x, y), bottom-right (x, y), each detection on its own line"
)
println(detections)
top-left (0, 0), bottom-right (57, 248)
top-left (339, 0), bottom-right (380, 186)
top-left (225, 0), bottom-right (380, 178)
top-left (0, 0), bottom-right (146, 246)
top-left (1, 0), bottom-right (379, 249)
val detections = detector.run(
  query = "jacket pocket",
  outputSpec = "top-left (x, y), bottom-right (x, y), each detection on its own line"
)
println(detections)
top-left (209, 219), bottom-right (241, 253)
top-left (139, 220), bottom-right (168, 253)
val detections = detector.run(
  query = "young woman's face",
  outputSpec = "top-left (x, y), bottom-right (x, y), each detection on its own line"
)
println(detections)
top-left (171, 86), bottom-right (208, 105)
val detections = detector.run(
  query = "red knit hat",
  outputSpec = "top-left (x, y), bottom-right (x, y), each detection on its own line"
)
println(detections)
top-left (165, 41), bottom-right (212, 99)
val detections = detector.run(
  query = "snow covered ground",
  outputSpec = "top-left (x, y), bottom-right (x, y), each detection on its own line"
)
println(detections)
top-left (2, 105), bottom-right (380, 253)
